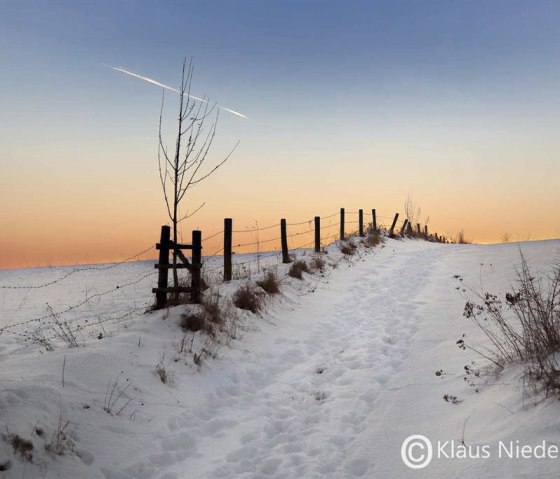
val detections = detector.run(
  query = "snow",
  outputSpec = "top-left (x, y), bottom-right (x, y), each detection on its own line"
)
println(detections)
top-left (1, 238), bottom-right (559, 478)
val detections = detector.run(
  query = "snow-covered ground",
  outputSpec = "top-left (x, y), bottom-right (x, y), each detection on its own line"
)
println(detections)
top-left (1, 237), bottom-right (559, 478)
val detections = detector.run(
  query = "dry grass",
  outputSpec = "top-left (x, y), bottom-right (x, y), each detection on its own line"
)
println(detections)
top-left (363, 231), bottom-right (382, 248)
top-left (257, 271), bottom-right (280, 295)
top-left (462, 254), bottom-right (560, 397)
top-left (180, 292), bottom-right (227, 336)
top-left (456, 229), bottom-right (471, 244)
top-left (9, 434), bottom-right (34, 462)
top-left (339, 241), bottom-right (357, 256)
top-left (310, 255), bottom-right (326, 272)
top-left (233, 284), bottom-right (263, 314)
top-left (288, 260), bottom-right (311, 280)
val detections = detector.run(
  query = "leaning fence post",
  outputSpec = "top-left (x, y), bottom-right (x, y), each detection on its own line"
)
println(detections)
top-left (340, 208), bottom-right (345, 241)
top-left (281, 219), bottom-right (290, 263)
top-left (191, 230), bottom-right (202, 303)
top-left (359, 209), bottom-right (364, 237)
top-left (224, 218), bottom-right (232, 282)
top-left (372, 209), bottom-right (377, 232)
top-left (400, 219), bottom-right (408, 236)
top-left (155, 225), bottom-right (170, 309)
top-left (389, 213), bottom-right (399, 237)
top-left (314, 216), bottom-right (321, 253)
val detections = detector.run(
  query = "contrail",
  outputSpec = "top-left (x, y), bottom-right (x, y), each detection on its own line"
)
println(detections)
top-left (105, 63), bottom-right (249, 120)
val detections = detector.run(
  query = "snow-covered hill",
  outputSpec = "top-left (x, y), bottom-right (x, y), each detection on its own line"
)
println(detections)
top-left (1, 238), bottom-right (559, 478)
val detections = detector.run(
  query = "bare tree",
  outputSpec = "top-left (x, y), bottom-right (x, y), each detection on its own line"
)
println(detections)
top-left (158, 59), bottom-right (238, 295)
top-left (404, 194), bottom-right (421, 227)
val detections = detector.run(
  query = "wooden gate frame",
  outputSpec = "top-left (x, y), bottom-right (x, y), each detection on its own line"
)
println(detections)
top-left (152, 225), bottom-right (202, 309)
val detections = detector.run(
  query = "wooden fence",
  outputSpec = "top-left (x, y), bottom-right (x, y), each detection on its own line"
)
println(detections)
top-left (152, 208), bottom-right (448, 307)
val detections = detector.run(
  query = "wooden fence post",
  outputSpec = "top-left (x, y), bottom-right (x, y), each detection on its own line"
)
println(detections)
top-left (191, 230), bottom-right (202, 303)
top-left (314, 216), bottom-right (320, 253)
top-left (340, 208), bottom-right (345, 241)
top-left (417, 223), bottom-right (421, 236)
top-left (424, 225), bottom-right (428, 238)
top-left (224, 218), bottom-right (232, 282)
top-left (389, 213), bottom-right (399, 237)
top-left (358, 209), bottom-right (364, 237)
top-left (155, 225), bottom-right (170, 309)
top-left (407, 222), bottom-right (413, 236)
top-left (400, 219), bottom-right (408, 236)
top-left (281, 219), bottom-right (290, 263)
top-left (372, 209), bottom-right (377, 232)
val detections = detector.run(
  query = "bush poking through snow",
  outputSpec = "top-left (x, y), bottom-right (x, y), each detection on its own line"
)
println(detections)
top-left (257, 271), bottom-right (280, 295)
top-left (0, 460), bottom-right (11, 471)
top-left (8, 434), bottom-right (34, 462)
top-left (310, 256), bottom-right (326, 272)
top-left (233, 285), bottom-right (263, 314)
top-left (104, 373), bottom-right (133, 415)
top-left (339, 241), bottom-right (357, 256)
top-left (462, 254), bottom-right (560, 397)
top-left (156, 357), bottom-right (168, 384)
top-left (363, 231), bottom-right (382, 248)
top-left (45, 413), bottom-right (71, 456)
top-left (46, 303), bottom-right (79, 348)
top-left (180, 311), bottom-right (205, 332)
top-left (288, 260), bottom-right (310, 280)
top-left (180, 292), bottom-right (228, 336)
top-left (456, 229), bottom-right (471, 244)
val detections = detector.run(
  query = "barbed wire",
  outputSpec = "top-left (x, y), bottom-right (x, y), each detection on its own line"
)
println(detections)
top-left (202, 230), bottom-right (225, 242)
top-left (0, 271), bottom-right (157, 333)
top-left (0, 245), bottom-right (155, 290)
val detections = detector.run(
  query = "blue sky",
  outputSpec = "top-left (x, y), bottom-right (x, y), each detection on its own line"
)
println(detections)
top-left (1, 1), bottom-right (559, 266)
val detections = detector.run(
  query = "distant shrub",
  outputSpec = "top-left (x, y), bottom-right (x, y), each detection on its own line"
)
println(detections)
top-left (456, 229), bottom-right (471, 244)
top-left (288, 260), bottom-right (310, 280)
top-left (257, 271), bottom-right (280, 295)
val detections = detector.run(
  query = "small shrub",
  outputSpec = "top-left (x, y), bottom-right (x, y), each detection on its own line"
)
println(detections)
top-left (310, 256), bottom-right (326, 272)
top-left (363, 231), bottom-right (382, 248)
top-left (257, 271), bottom-right (280, 295)
top-left (180, 293), bottom-right (226, 336)
top-left (456, 229), bottom-right (471, 244)
top-left (288, 260), bottom-right (310, 279)
top-left (180, 312), bottom-right (205, 332)
top-left (339, 241), bottom-right (356, 256)
top-left (233, 285), bottom-right (262, 314)
top-left (0, 461), bottom-right (11, 471)
top-left (104, 373), bottom-right (132, 415)
top-left (156, 358), bottom-right (168, 384)
top-left (10, 434), bottom-right (33, 462)
top-left (45, 413), bottom-right (71, 456)
top-left (202, 293), bottom-right (224, 324)
top-left (462, 254), bottom-right (560, 397)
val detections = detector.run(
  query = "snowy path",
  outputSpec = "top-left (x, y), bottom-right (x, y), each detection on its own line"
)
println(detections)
top-left (126, 243), bottom-right (445, 478)
top-left (2, 239), bottom-right (559, 478)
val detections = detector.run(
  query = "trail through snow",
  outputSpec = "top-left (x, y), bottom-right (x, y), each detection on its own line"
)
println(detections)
top-left (2, 239), bottom-right (559, 478)
top-left (128, 242), bottom-right (444, 478)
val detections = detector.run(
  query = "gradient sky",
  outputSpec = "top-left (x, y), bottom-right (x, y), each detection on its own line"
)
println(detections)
top-left (1, 0), bottom-right (559, 268)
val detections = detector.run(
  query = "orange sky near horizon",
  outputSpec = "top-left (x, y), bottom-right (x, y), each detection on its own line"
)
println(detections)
top-left (2, 2), bottom-right (560, 270)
